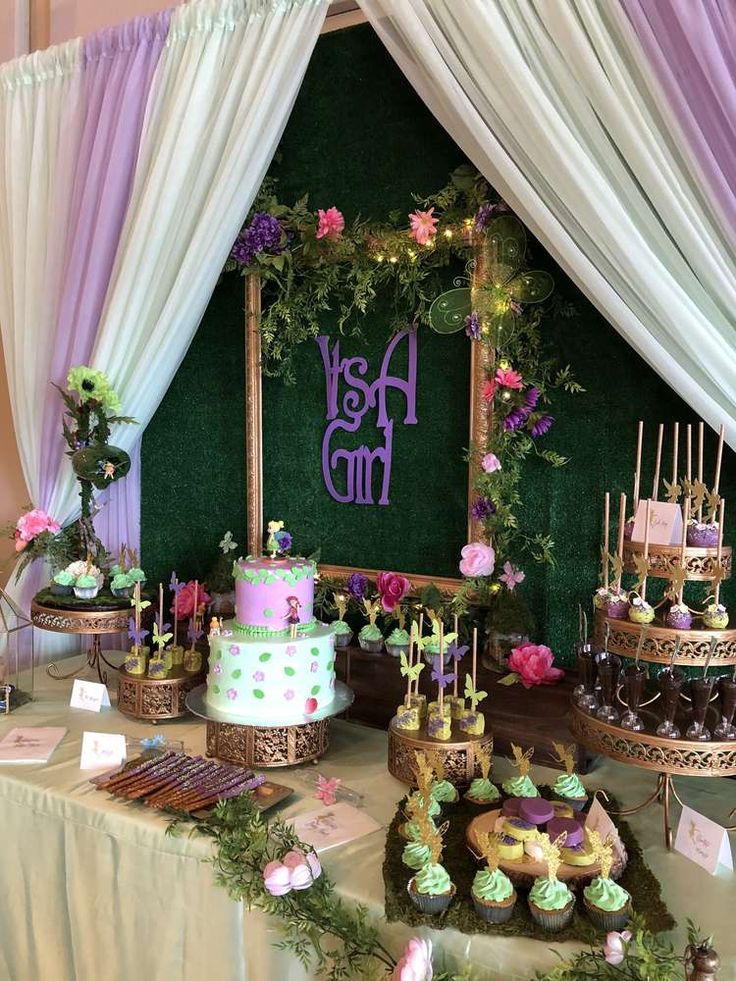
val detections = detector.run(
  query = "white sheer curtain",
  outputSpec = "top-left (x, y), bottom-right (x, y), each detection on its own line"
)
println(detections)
top-left (359, 0), bottom-right (736, 443)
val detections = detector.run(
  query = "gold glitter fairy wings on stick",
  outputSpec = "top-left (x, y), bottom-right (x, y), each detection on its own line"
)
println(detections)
top-left (550, 742), bottom-right (576, 777)
top-left (412, 750), bottom-right (436, 800)
top-left (631, 553), bottom-right (650, 595)
top-left (509, 743), bottom-right (534, 778)
top-left (425, 748), bottom-right (446, 784)
top-left (475, 742), bottom-right (492, 781)
top-left (476, 832), bottom-right (501, 872)
top-left (414, 807), bottom-right (448, 864)
top-left (585, 828), bottom-right (614, 880)
top-left (534, 830), bottom-right (568, 881)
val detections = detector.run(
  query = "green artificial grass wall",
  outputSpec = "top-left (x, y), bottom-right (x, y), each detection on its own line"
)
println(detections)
top-left (141, 24), bottom-right (736, 664)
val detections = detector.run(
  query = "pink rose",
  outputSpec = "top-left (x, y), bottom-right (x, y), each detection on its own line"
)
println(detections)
top-left (604, 930), bottom-right (632, 966)
top-left (459, 542), bottom-right (495, 578)
top-left (171, 581), bottom-right (211, 619)
top-left (282, 848), bottom-right (321, 890)
top-left (263, 860), bottom-right (292, 897)
top-left (393, 937), bottom-right (433, 981)
top-left (14, 533), bottom-right (27, 552)
top-left (507, 642), bottom-right (565, 689)
top-left (377, 572), bottom-right (412, 613)
top-left (316, 206), bottom-right (345, 240)
top-left (481, 452), bottom-right (501, 473)
top-left (16, 508), bottom-right (60, 542)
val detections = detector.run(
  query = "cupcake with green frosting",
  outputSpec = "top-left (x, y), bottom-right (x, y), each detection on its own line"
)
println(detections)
top-left (110, 572), bottom-right (134, 598)
top-left (584, 876), bottom-right (631, 931)
top-left (528, 876), bottom-right (575, 931)
top-left (402, 840), bottom-right (432, 871)
top-left (385, 627), bottom-right (410, 658)
top-left (407, 862), bottom-right (455, 914)
top-left (465, 776), bottom-right (500, 806)
top-left (407, 791), bottom-right (441, 821)
top-left (73, 573), bottom-right (99, 600)
top-left (358, 623), bottom-right (383, 653)
top-left (51, 570), bottom-right (74, 596)
top-left (430, 778), bottom-right (459, 808)
top-left (501, 773), bottom-right (538, 798)
top-left (330, 619), bottom-right (353, 649)
top-left (550, 743), bottom-right (588, 811)
top-left (471, 866), bottom-right (516, 924)
top-left (127, 566), bottom-right (146, 584)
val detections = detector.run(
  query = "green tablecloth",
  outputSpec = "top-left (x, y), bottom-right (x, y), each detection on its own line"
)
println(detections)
top-left (1, 661), bottom-right (734, 981)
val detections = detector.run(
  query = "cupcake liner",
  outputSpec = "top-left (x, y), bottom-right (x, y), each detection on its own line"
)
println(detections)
top-left (332, 631), bottom-right (353, 649)
top-left (463, 793), bottom-right (499, 807)
top-left (407, 881), bottom-right (456, 914)
top-left (385, 643), bottom-right (409, 658)
top-left (472, 890), bottom-right (516, 924)
top-left (584, 898), bottom-right (631, 932)
top-left (554, 793), bottom-right (588, 813)
top-left (528, 898), bottom-right (576, 932)
top-left (73, 586), bottom-right (99, 599)
top-left (358, 638), bottom-right (384, 653)
top-left (50, 584), bottom-right (74, 596)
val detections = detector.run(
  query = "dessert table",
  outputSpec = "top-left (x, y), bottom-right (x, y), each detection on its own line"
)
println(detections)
top-left (1, 662), bottom-right (735, 981)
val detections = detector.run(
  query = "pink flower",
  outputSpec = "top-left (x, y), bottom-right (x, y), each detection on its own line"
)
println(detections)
top-left (14, 533), bottom-right (27, 552)
top-left (459, 542), bottom-right (495, 578)
top-left (171, 581), bottom-right (211, 619)
top-left (408, 208), bottom-right (438, 245)
top-left (495, 366), bottom-right (523, 390)
top-left (377, 572), bottom-right (412, 613)
top-left (253, 670), bottom-right (265, 682)
top-left (226, 687), bottom-right (237, 700)
top-left (508, 642), bottom-right (565, 688)
top-left (15, 508), bottom-right (60, 543)
top-left (229, 645), bottom-right (240, 656)
top-left (603, 930), bottom-right (632, 966)
top-left (481, 378), bottom-right (496, 402)
top-left (310, 661), bottom-right (318, 672)
top-left (481, 452), bottom-right (501, 473)
top-left (393, 937), bottom-right (433, 981)
top-left (286, 645), bottom-right (296, 657)
top-left (263, 860), bottom-right (292, 897)
top-left (284, 689), bottom-right (295, 700)
top-left (316, 206), bottom-right (345, 240)
top-left (499, 561), bottom-right (525, 591)
top-left (282, 848), bottom-right (321, 890)
top-left (213, 663), bottom-right (222, 675)
top-left (315, 774), bottom-right (341, 806)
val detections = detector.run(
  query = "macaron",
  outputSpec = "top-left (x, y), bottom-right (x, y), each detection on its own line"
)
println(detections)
top-left (502, 817), bottom-right (537, 841)
top-left (519, 798), bottom-right (555, 826)
top-left (501, 798), bottom-right (522, 817)
top-left (498, 835), bottom-right (524, 860)
top-left (561, 843), bottom-right (596, 866)
top-left (551, 802), bottom-right (575, 820)
top-left (547, 817), bottom-right (584, 848)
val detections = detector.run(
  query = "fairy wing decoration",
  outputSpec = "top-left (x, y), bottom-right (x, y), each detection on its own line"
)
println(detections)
top-left (429, 214), bottom-right (554, 336)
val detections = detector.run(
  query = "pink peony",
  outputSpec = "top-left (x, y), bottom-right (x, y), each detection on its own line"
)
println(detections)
top-left (603, 930), bottom-right (632, 966)
top-left (393, 937), bottom-right (433, 981)
top-left (316, 206), bottom-right (345, 240)
top-left (481, 452), bottom-right (501, 473)
top-left (172, 581), bottom-right (211, 619)
top-left (481, 378), bottom-right (496, 402)
top-left (16, 508), bottom-right (60, 543)
top-left (495, 367), bottom-right (523, 389)
top-left (263, 860), bottom-right (292, 897)
top-left (459, 542), bottom-right (495, 578)
top-left (377, 571), bottom-right (412, 613)
top-left (282, 848), bottom-right (321, 890)
top-left (508, 642), bottom-right (564, 688)
top-left (408, 208), bottom-right (438, 245)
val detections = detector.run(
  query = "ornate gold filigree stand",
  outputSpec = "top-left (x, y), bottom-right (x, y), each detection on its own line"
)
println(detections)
top-left (205, 718), bottom-right (331, 767)
top-left (387, 718), bottom-right (493, 787)
top-left (32, 599), bottom-right (129, 685)
top-left (594, 610), bottom-right (736, 666)
top-left (117, 668), bottom-right (206, 723)
top-left (570, 703), bottom-right (736, 849)
top-left (622, 540), bottom-right (732, 581)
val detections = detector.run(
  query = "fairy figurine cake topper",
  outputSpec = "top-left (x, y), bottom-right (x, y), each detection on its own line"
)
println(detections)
top-left (476, 832), bottom-right (502, 872)
top-left (551, 741), bottom-right (577, 777)
top-left (265, 520), bottom-right (292, 558)
top-left (509, 743), bottom-right (534, 777)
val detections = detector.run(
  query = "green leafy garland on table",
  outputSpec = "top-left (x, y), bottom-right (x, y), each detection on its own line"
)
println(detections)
top-left (226, 166), bottom-right (583, 616)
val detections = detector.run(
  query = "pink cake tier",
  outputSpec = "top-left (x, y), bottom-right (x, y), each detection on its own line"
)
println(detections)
top-left (233, 556), bottom-right (316, 632)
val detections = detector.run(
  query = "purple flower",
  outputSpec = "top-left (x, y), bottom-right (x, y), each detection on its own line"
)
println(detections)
top-left (474, 202), bottom-right (496, 232)
top-left (230, 211), bottom-right (283, 266)
top-left (471, 497), bottom-right (496, 520)
top-left (530, 415), bottom-right (554, 437)
top-left (524, 386), bottom-right (540, 411)
top-left (504, 407), bottom-right (530, 432)
top-left (346, 573), bottom-right (368, 602)
top-left (275, 530), bottom-right (292, 551)
top-left (464, 311), bottom-right (481, 340)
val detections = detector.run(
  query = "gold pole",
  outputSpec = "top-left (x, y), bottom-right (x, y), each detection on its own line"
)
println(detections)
top-left (468, 235), bottom-right (493, 543)
top-left (245, 275), bottom-right (263, 556)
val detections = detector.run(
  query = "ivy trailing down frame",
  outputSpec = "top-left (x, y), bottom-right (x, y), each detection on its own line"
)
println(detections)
top-left (226, 166), bottom-right (583, 612)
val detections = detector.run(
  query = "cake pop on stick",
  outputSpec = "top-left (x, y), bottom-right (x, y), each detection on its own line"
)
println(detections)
top-left (629, 499), bottom-right (654, 624)
top-left (453, 614), bottom-right (459, 698)
top-left (415, 612), bottom-right (424, 696)
top-left (601, 494), bottom-right (628, 619)
top-left (184, 580), bottom-right (204, 673)
top-left (472, 625), bottom-right (478, 691)
top-left (697, 421), bottom-right (705, 522)
top-left (651, 423), bottom-right (664, 501)
top-left (666, 498), bottom-right (692, 629)
top-left (459, 628), bottom-right (487, 736)
top-left (664, 422), bottom-right (680, 502)
top-left (703, 499), bottom-right (729, 629)
top-left (407, 615), bottom-right (428, 719)
top-left (438, 623), bottom-right (444, 715)
top-left (602, 492), bottom-right (610, 591)
top-left (633, 420), bottom-right (643, 511)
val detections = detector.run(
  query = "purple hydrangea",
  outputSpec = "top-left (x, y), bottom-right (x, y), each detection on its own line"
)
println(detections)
top-left (524, 386), bottom-right (540, 411)
top-left (464, 311), bottom-right (481, 340)
top-left (346, 573), bottom-right (368, 602)
top-left (504, 407), bottom-right (530, 432)
top-left (471, 497), bottom-right (496, 520)
top-left (230, 211), bottom-right (283, 266)
top-left (531, 415), bottom-right (554, 437)
top-left (474, 203), bottom-right (496, 232)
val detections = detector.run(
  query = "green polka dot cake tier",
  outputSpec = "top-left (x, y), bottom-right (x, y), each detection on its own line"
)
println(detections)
top-left (207, 622), bottom-right (336, 722)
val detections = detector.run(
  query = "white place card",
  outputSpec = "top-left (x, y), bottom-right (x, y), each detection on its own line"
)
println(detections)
top-left (80, 731), bottom-right (127, 771)
top-left (674, 805), bottom-right (732, 876)
top-left (631, 498), bottom-right (683, 546)
top-left (0, 727), bottom-right (66, 764)
top-left (585, 796), bottom-right (626, 862)
top-left (70, 679), bottom-right (111, 713)
top-left (290, 802), bottom-right (382, 853)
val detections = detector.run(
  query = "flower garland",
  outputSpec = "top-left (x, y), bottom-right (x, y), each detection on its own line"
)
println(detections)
top-left (227, 166), bottom-right (582, 607)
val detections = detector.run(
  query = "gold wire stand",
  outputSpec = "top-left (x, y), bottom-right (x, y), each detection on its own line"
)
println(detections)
top-left (32, 600), bottom-right (129, 685)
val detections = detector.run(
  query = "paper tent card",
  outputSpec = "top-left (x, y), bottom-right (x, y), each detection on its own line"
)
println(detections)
top-left (630, 499), bottom-right (683, 546)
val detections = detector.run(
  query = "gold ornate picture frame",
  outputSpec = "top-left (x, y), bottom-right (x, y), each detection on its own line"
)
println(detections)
top-left (244, 240), bottom-right (492, 592)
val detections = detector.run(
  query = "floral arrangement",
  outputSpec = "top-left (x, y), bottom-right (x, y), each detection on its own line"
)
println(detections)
top-left (507, 641), bottom-right (565, 688)
top-left (171, 580), bottom-right (211, 620)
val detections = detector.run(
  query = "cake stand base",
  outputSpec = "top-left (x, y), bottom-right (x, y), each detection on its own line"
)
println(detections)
top-left (117, 669), bottom-right (206, 722)
top-left (387, 719), bottom-right (493, 787)
top-left (205, 718), bottom-right (331, 767)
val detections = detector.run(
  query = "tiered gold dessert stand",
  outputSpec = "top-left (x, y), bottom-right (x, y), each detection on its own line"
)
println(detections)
top-left (117, 665), bottom-right (206, 722)
top-left (573, 536), bottom-right (736, 848)
top-left (388, 716), bottom-right (493, 787)
top-left (33, 596), bottom-right (129, 684)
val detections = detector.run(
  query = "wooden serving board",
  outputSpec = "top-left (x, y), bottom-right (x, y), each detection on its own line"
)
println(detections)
top-left (465, 809), bottom-right (627, 891)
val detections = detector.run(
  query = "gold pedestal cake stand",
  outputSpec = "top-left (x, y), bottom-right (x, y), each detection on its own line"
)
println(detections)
top-left (594, 610), bottom-right (736, 666)
top-left (186, 681), bottom-right (354, 768)
top-left (117, 667), bottom-right (206, 722)
top-left (387, 717), bottom-right (493, 787)
top-left (33, 597), bottom-right (129, 684)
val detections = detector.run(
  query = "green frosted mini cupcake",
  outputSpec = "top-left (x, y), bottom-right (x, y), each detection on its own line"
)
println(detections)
top-left (464, 777), bottom-right (500, 806)
top-left (430, 779), bottom-right (459, 806)
top-left (358, 623), bottom-right (383, 653)
top-left (501, 774), bottom-right (538, 798)
top-left (528, 877), bottom-right (575, 932)
top-left (471, 867), bottom-right (516, 923)
top-left (583, 876), bottom-right (631, 932)
top-left (552, 772), bottom-right (588, 812)
top-left (402, 840), bottom-right (432, 871)
top-left (407, 863), bottom-right (455, 914)
top-left (330, 619), bottom-right (353, 648)
top-left (385, 627), bottom-right (410, 657)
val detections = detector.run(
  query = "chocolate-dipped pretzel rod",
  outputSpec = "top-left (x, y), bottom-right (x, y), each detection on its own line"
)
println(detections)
top-left (161, 761), bottom-right (254, 810)
top-left (97, 752), bottom-right (178, 793)
top-left (145, 760), bottom-right (225, 809)
top-left (140, 758), bottom-right (217, 806)
top-left (123, 756), bottom-right (210, 802)
top-left (176, 769), bottom-right (263, 812)
top-left (187, 773), bottom-right (267, 812)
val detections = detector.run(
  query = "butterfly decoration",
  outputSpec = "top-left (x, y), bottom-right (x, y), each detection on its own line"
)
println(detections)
top-left (446, 640), bottom-right (469, 664)
top-left (169, 572), bottom-right (185, 595)
top-left (152, 621), bottom-right (173, 652)
top-left (431, 656), bottom-right (455, 690)
top-left (130, 594), bottom-right (151, 616)
top-left (399, 651), bottom-right (425, 684)
top-left (428, 215), bottom-right (554, 340)
top-left (427, 617), bottom-right (458, 650)
top-left (464, 673), bottom-right (488, 711)
top-left (127, 618), bottom-right (149, 648)
top-left (219, 531), bottom-right (238, 554)
top-left (187, 622), bottom-right (204, 646)
top-left (155, 613), bottom-right (172, 634)
top-left (663, 478), bottom-right (681, 504)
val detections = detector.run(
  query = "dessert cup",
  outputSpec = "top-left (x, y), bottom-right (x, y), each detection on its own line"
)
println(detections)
top-left (656, 668), bottom-right (684, 738)
top-left (620, 663), bottom-right (647, 731)
top-left (686, 677), bottom-right (715, 741)
top-left (596, 654), bottom-right (621, 723)
top-left (576, 645), bottom-right (598, 713)
top-left (714, 678), bottom-right (736, 740)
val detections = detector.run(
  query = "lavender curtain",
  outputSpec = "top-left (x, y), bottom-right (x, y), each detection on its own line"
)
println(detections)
top-left (622, 0), bottom-right (736, 238)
